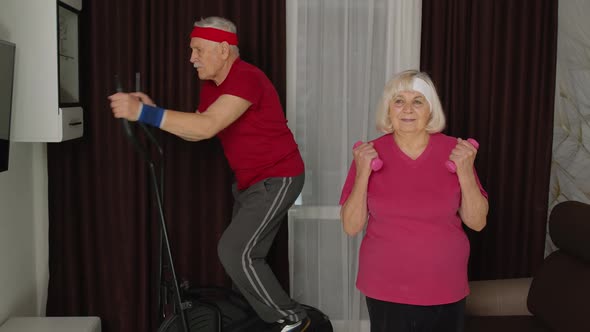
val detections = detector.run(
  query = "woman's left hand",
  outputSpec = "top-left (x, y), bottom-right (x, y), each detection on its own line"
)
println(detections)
top-left (449, 138), bottom-right (477, 174)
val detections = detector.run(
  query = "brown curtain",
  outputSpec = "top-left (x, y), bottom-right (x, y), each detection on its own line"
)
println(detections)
top-left (46, 1), bottom-right (287, 331)
top-left (420, 0), bottom-right (558, 280)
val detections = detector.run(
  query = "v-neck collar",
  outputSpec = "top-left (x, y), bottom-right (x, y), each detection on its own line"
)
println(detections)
top-left (391, 133), bottom-right (433, 166)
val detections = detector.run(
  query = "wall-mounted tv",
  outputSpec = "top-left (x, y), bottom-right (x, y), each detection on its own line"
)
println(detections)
top-left (0, 39), bottom-right (16, 172)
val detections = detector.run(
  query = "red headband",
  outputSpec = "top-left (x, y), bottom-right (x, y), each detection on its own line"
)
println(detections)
top-left (190, 26), bottom-right (238, 45)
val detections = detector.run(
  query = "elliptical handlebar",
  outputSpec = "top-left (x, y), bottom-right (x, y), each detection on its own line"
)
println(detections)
top-left (114, 73), bottom-right (189, 332)
top-left (114, 74), bottom-right (164, 164)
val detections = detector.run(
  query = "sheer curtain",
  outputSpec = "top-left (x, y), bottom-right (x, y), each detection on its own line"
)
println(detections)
top-left (286, 1), bottom-right (421, 330)
top-left (546, 0), bottom-right (590, 255)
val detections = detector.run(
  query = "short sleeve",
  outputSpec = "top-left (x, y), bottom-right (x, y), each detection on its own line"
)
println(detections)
top-left (222, 69), bottom-right (262, 105)
top-left (339, 162), bottom-right (357, 205)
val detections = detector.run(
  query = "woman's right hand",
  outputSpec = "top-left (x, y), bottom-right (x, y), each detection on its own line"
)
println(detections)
top-left (130, 91), bottom-right (156, 107)
top-left (353, 142), bottom-right (379, 176)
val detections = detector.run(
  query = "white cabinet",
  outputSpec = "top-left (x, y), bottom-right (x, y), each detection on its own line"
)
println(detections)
top-left (0, 0), bottom-right (83, 142)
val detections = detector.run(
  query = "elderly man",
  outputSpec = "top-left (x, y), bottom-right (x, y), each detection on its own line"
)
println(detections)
top-left (109, 16), bottom-right (309, 332)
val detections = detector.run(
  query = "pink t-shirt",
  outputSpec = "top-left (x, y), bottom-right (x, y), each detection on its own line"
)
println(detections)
top-left (339, 133), bottom-right (488, 305)
top-left (198, 58), bottom-right (304, 190)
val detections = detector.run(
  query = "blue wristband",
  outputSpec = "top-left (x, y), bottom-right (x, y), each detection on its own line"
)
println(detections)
top-left (138, 104), bottom-right (165, 128)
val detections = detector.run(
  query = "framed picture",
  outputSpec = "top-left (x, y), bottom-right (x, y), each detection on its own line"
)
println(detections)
top-left (58, 1), bottom-right (80, 106)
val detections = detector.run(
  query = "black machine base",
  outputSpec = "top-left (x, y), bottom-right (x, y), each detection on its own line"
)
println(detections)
top-left (157, 287), bottom-right (333, 332)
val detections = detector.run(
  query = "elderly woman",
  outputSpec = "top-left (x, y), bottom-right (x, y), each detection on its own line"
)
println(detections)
top-left (339, 70), bottom-right (488, 332)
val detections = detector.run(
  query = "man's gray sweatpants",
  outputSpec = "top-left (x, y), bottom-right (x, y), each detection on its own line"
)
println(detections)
top-left (217, 173), bottom-right (307, 323)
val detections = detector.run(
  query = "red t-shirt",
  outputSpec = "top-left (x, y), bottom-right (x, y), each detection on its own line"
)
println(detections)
top-left (339, 133), bottom-right (488, 305)
top-left (198, 58), bottom-right (304, 190)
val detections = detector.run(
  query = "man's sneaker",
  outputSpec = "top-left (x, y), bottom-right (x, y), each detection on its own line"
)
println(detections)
top-left (275, 317), bottom-right (311, 332)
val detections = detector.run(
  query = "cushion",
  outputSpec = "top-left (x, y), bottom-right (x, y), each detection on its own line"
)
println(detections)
top-left (549, 201), bottom-right (590, 262)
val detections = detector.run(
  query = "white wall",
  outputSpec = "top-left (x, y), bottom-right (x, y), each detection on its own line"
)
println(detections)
top-left (0, 142), bottom-right (49, 325)
top-left (0, 0), bottom-right (52, 325)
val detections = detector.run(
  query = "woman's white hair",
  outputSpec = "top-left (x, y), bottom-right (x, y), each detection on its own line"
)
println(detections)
top-left (194, 16), bottom-right (239, 55)
top-left (375, 70), bottom-right (446, 134)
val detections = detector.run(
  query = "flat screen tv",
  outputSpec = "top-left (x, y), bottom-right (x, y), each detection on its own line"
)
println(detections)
top-left (0, 39), bottom-right (15, 172)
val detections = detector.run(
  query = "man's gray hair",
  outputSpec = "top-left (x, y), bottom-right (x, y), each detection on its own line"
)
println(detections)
top-left (194, 16), bottom-right (237, 33)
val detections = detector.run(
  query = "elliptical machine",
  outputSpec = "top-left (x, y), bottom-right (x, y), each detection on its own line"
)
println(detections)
top-left (116, 74), bottom-right (333, 332)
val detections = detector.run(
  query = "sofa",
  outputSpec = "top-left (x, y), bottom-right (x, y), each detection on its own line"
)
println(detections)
top-left (464, 201), bottom-right (590, 332)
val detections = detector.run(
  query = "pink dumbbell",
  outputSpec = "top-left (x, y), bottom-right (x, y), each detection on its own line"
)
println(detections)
top-left (445, 138), bottom-right (479, 173)
top-left (353, 141), bottom-right (383, 171)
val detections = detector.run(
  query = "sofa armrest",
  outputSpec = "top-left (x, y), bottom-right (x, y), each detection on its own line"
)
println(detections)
top-left (466, 277), bottom-right (533, 316)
